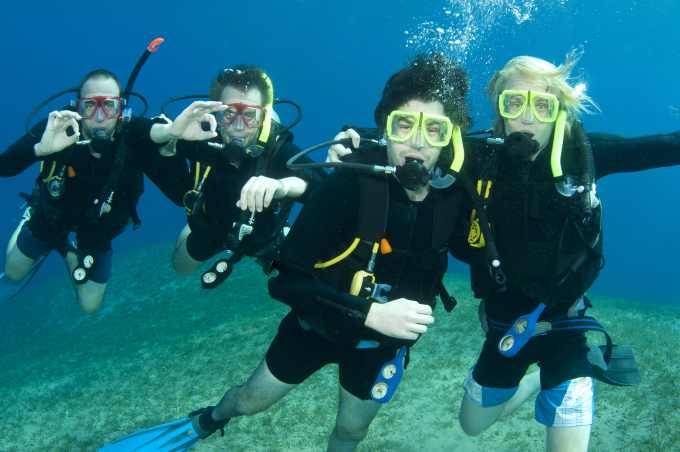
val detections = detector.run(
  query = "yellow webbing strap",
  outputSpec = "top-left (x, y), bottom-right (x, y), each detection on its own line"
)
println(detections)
top-left (41, 161), bottom-right (56, 182)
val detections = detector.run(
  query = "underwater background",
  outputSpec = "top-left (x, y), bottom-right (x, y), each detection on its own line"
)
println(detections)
top-left (1, 1), bottom-right (679, 450)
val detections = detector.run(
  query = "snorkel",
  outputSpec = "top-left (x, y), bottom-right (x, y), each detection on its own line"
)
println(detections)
top-left (550, 110), bottom-right (596, 199)
top-left (88, 37), bottom-right (165, 145)
top-left (249, 71), bottom-right (274, 157)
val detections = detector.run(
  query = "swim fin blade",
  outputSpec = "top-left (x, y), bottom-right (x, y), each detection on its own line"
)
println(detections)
top-left (100, 416), bottom-right (200, 452)
top-left (590, 344), bottom-right (641, 386)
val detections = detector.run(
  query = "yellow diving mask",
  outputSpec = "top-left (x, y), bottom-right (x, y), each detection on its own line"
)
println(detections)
top-left (385, 110), bottom-right (454, 148)
top-left (498, 89), bottom-right (560, 123)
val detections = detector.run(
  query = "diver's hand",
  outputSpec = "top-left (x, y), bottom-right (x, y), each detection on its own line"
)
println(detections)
top-left (167, 101), bottom-right (226, 141)
top-left (478, 300), bottom-right (488, 333)
top-left (364, 298), bottom-right (434, 340)
top-left (236, 175), bottom-right (286, 213)
top-left (34, 110), bottom-right (82, 157)
top-left (326, 129), bottom-right (360, 163)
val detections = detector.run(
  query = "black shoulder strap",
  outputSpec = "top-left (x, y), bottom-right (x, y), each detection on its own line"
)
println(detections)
top-left (357, 175), bottom-right (389, 241)
top-left (96, 126), bottom-right (131, 205)
top-left (432, 189), bottom-right (462, 248)
top-left (255, 131), bottom-right (291, 177)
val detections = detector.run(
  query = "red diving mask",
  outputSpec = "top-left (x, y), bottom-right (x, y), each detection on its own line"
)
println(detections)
top-left (76, 96), bottom-right (123, 120)
top-left (216, 102), bottom-right (264, 130)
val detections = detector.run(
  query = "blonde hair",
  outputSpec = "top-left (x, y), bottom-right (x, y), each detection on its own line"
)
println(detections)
top-left (487, 50), bottom-right (598, 136)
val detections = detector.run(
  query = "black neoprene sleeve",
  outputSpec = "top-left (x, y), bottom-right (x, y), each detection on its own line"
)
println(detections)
top-left (591, 131), bottom-right (680, 179)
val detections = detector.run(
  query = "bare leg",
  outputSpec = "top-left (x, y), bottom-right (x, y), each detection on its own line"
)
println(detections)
top-left (327, 386), bottom-right (382, 452)
top-left (4, 218), bottom-right (37, 281)
top-left (459, 394), bottom-right (506, 436)
top-left (172, 224), bottom-right (202, 275)
top-left (459, 370), bottom-right (541, 436)
top-left (500, 370), bottom-right (540, 417)
top-left (212, 358), bottom-right (296, 421)
top-left (546, 425), bottom-right (591, 452)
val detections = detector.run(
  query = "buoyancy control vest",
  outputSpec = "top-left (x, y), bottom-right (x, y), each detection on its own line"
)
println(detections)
top-left (312, 148), bottom-right (463, 329)
top-left (466, 125), bottom-right (603, 307)
top-left (187, 129), bottom-right (302, 290)
top-left (26, 123), bottom-right (143, 237)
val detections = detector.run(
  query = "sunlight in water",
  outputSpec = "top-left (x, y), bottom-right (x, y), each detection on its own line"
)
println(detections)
top-left (404, 0), bottom-right (569, 62)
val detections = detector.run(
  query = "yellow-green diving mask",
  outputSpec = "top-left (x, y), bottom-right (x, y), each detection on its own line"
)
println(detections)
top-left (498, 89), bottom-right (560, 123)
top-left (385, 110), bottom-right (454, 148)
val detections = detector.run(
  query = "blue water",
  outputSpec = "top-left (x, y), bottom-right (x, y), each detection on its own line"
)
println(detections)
top-left (1, 0), bottom-right (678, 304)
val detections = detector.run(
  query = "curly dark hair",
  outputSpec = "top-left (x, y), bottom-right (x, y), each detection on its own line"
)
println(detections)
top-left (374, 53), bottom-right (470, 131)
top-left (208, 64), bottom-right (273, 105)
top-left (77, 69), bottom-right (121, 97)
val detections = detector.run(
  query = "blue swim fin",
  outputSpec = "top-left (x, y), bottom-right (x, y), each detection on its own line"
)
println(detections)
top-left (100, 416), bottom-right (200, 452)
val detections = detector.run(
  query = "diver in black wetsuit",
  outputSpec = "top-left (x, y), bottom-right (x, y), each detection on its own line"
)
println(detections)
top-left (149, 65), bottom-right (323, 288)
top-left (1, 68), bottom-right (182, 313)
top-left (452, 54), bottom-right (680, 452)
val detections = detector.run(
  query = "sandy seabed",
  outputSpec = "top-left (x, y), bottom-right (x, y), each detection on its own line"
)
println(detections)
top-left (1, 242), bottom-right (678, 452)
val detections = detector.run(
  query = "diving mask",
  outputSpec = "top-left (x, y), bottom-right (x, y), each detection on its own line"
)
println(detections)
top-left (499, 90), bottom-right (560, 123)
top-left (216, 102), bottom-right (264, 130)
top-left (76, 96), bottom-right (122, 120)
top-left (386, 110), bottom-right (454, 148)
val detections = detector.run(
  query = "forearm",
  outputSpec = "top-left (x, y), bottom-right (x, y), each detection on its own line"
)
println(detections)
top-left (0, 141), bottom-right (40, 177)
top-left (276, 177), bottom-right (308, 199)
top-left (149, 122), bottom-right (177, 145)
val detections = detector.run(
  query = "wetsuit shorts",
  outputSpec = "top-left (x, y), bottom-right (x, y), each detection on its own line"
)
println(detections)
top-left (266, 311), bottom-right (402, 400)
top-left (16, 214), bottom-right (52, 260)
top-left (464, 330), bottom-right (595, 427)
top-left (185, 227), bottom-right (225, 262)
top-left (16, 213), bottom-right (113, 284)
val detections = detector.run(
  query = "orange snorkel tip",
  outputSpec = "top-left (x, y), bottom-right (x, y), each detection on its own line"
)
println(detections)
top-left (147, 37), bottom-right (165, 53)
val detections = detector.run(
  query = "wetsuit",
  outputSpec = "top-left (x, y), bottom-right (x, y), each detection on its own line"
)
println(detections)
top-left (268, 146), bottom-right (464, 400)
top-left (456, 129), bottom-right (680, 427)
top-left (174, 133), bottom-right (324, 264)
top-left (0, 117), bottom-right (182, 282)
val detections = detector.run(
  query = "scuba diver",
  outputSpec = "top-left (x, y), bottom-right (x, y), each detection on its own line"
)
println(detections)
top-left (148, 65), bottom-right (323, 289)
top-left (99, 54), bottom-right (470, 451)
top-left (450, 53), bottom-right (680, 452)
top-left (0, 38), bottom-right (183, 313)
